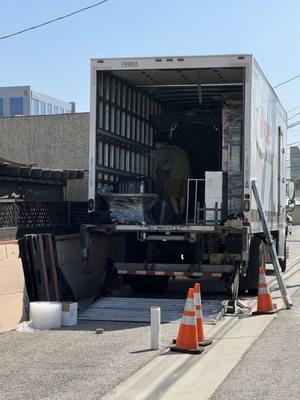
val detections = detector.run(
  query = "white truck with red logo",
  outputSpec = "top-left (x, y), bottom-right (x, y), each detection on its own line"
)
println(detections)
top-left (87, 54), bottom-right (294, 302)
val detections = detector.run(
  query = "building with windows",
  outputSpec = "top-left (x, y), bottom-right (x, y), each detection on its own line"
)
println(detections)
top-left (290, 146), bottom-right (300, 181)
top-left (0, 86), bottom-right (75, 117)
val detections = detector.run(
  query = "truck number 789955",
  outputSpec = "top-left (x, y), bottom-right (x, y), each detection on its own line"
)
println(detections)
top-left (121, 61), bottom-right (139, 68)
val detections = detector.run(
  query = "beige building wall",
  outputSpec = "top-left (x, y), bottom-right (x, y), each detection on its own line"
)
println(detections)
top-left (0, 113), bottom-right (89, 201)
top-left (55, 233), bottom-right (125, 302)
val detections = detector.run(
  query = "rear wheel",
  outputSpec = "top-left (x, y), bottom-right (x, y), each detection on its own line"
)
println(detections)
top-left (129, 276), bottom-right (170, 294)
top-left (241, 236), bottom-right (266, 296)
top-left (278, 242), bottom-right (287, 272)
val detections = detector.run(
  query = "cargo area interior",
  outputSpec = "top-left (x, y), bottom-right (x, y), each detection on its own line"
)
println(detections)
top-left (96, 67), bottom-right (244, 225)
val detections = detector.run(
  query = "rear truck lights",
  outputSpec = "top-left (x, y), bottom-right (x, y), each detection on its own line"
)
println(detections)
top-left (243, 216), bottom-right (250, 224)
top-left (88, 198), bottom-right (95, 211)
top-left (243, 200), bottom-right (250, 224)
top-left (244, 199), bottom-right (250, 212)
top-left (154, 58), bottom-right (184, 62)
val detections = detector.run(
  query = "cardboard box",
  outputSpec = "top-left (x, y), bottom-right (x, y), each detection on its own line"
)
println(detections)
top-left (0, 242), bottom-right (26, 333)
top-left (61, 301), bottom-right (78, 326)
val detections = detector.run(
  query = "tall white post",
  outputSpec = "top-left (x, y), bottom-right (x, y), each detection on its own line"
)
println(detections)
top-left (151, 307), bottom-right (161, 350)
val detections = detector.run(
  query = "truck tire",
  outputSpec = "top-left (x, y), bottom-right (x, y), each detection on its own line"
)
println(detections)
top-left (129, 276), bottom-right (169, 294)
top-left (242, 236), bottom-right (266, 296)
top-left (279, 243), bottom-right (287, 272)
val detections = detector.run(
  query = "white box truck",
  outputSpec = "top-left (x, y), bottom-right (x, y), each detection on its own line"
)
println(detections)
top-left (87, 54), bottom-right (294, 300)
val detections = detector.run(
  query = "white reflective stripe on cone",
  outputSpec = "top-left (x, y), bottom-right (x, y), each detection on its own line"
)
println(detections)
top-left (259, 275), bottom-right (266, 284)
top-left (194, 296), bottom-right (200, 306)
top-left (195, 310), bottom-right (203, 318)
top-left (258, 287), bottom-right (270, 294)
top-left (184, 297), bottom-right (195, 312)
top-left (181, 315), bottom-right (196, 325)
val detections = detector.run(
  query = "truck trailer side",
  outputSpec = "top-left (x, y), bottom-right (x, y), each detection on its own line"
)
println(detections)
top-left (87, 54), bottom-right (288, 299)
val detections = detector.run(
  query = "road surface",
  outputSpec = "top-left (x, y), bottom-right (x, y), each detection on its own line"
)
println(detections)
top-left (103, 227), bottom-right (300, 400)
top-left (1, 228), bottom-right (300, 400)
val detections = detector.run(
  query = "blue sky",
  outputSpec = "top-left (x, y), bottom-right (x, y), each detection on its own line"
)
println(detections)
top-left (1, 0), bottom-right (300, 127)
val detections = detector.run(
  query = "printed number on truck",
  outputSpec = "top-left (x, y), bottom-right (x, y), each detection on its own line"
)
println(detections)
top-left (121, 61), bottom-right (139, 68)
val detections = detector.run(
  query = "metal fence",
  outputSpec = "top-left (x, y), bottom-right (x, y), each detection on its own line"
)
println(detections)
top-left (0, 200), bottom-right (88, 229)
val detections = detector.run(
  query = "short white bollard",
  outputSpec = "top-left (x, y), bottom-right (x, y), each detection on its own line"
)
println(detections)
top-left (151, 307), bottom-right (161, 350)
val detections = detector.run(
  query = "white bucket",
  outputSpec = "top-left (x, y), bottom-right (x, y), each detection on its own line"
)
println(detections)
top-left (29, 301), bottom-right (62, 330)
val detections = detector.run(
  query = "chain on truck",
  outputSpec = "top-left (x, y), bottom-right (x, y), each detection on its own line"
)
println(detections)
top-left (83, 54), bottom-right (295, 306)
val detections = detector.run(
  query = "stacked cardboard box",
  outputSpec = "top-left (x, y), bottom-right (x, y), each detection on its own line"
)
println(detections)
top-left (0, 241), bottom-right (26, 333)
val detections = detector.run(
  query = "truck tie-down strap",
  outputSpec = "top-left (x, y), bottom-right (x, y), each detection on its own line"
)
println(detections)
top-left (117, 270), bottom-right (222, 278)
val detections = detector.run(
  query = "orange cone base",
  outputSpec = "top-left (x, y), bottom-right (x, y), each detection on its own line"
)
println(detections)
top-left (198, 338), bottom-right (213, 347)
top-left (170, 345), bottom-right (204, 354)
top-left (172, 338), bottom-right (212, 347)
top-left (252, 303), bottom-right (278, 315)
top-left (252, 304), bottom-right (279, 315)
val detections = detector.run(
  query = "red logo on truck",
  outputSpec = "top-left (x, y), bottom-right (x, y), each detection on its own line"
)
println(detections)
top-left (259, 108), bottom-right (271, 144)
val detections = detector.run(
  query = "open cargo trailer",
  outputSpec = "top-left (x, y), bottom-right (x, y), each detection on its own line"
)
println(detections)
top-left (87, 54), bottom-right (289, 301)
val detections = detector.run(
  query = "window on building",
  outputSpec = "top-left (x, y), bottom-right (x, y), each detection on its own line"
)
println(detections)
top-left (40, 101), bottom-right (46, 115)
top-left (32, 99), bottom-right (39, 115)
top-left (0, 98), bottom-right (3, 117)
top-left (47, 103), bottom-right (52, 114)
top-left (53, 105), bottom-right (58, 114)
top-left (10, 97), bottom-right (23, 116)
top-left (59, 107), bottom-right (64, 114)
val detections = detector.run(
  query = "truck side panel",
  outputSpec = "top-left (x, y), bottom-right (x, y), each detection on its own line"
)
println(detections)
top-left (250, 60), bottom-right (287, 232)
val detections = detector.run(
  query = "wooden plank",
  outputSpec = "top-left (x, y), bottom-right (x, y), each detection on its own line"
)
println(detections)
top-left (37, 235), bottom-right (50, 301)
top-left (45, 235), bottom-right (60, 301)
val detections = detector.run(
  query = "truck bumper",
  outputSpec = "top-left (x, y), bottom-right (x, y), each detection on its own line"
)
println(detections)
top-left (114, 262), bottom-right (235, 278)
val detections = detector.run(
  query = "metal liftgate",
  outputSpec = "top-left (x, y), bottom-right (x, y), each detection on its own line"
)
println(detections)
top-left (114, 173), bottom-right (230, 279)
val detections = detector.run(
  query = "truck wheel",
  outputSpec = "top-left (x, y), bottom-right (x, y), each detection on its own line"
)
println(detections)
top-left (129, 276), bottom-right (169, 294)
top-left (278, 243), bottom-right (287, 272)
top-left (242, 236), bottom-right (266, 296)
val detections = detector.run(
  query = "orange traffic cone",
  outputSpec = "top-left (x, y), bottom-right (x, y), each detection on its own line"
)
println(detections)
top-left (170, 288), bottom-right (203, 354)
top-left (194, 283), bottom-right (212, 346)
top-left (253, 266), bottom-right (277, 315)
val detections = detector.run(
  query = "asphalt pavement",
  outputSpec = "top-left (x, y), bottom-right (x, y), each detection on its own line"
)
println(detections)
top-left (210, 274), bottom-right (300, 397)
top-left (1, 228), bottom-right (300, 400)
top-left (102, 228), bottom-right (300, 400)
top-left (210, 266), bottom-right (300, 400)
top-left (0, 320), bottom-right (179, 400)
